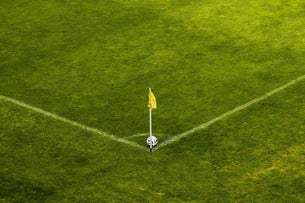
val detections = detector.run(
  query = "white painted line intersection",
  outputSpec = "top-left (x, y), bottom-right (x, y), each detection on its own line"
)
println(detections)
top-left (1, 74), bottom-right (305, 151)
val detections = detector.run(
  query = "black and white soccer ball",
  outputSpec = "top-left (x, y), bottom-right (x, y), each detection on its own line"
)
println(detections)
top-left (146, 136), bottom-right (158, 147)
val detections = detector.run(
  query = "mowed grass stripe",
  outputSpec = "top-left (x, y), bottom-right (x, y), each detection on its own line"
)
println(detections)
top-left (0, 95), bottom-right (146, 150)
top-left (157, 74), bottom-right (305, 149)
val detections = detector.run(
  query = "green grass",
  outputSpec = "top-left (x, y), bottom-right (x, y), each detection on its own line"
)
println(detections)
top-left (1, 0), bottom-right (305, 201)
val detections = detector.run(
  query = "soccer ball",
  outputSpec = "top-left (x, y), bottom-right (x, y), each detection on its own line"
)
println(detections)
top-left (146, 136), bottom-right (158, 147)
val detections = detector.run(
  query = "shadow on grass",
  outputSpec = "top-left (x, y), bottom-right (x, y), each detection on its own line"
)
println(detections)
top-left (0, 174), bottom-right (55, 202)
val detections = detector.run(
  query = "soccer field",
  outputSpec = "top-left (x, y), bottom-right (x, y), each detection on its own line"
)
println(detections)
top-left (1, 0), bottom-right (305, 201)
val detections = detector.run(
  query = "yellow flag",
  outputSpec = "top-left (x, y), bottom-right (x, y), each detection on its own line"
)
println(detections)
top-left (148, 91), bottom-right (157, 109)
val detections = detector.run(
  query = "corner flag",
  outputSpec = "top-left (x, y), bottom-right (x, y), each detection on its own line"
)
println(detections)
top-left (148, 88), bottom-right (157, 152)
top-left (148, 90), bottom-right (157, 109)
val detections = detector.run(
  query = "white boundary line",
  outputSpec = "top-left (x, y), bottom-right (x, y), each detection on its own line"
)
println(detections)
top-left (126, 133), bottom-right (171, 139)
top-left (1, 74), bottom-right (305, 152)
top-left (126, 133), bottom-right (148, 139)
top-left (156, 74), bottom-right (305, 150)
top-left (0, 95), bottom-right (146, 151)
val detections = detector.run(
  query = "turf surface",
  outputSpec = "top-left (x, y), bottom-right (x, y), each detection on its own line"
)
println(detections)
top-left (1, 0), bottom-right (305, 201)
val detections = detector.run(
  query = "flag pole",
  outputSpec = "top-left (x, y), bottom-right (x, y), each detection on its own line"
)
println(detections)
top-left (149, 88), bottom-right (153, 152)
